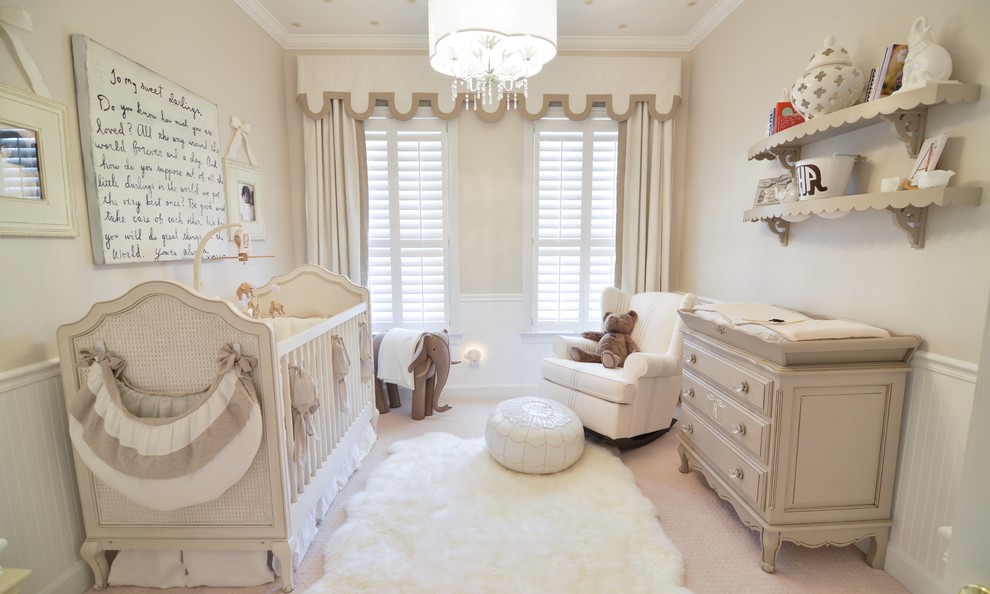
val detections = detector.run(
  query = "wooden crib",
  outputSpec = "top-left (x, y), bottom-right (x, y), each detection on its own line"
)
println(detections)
top-left (56, 264), bottom-right (376, 591)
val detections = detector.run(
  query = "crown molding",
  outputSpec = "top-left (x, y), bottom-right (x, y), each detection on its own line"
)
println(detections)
top-left (685, 0), bottom-right (743, 49)
top-left (233, 0), bottom-right (290, 46)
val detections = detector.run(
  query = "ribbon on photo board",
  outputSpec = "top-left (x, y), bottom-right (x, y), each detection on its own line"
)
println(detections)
top-left (225, 115), bottom-right (258, 166)
top-left (0, 6), bottom-right (51, 98)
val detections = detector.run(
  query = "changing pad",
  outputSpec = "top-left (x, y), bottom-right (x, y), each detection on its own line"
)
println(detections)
top-left (692, 302), bottom-right (890, 341)
top-left (679, 306), bottom-right (919, 366)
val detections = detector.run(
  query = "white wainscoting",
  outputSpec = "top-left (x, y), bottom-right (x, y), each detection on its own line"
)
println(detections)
top-left (885, 350), bottom-right (978, 594)
top-left (0, 360), bottom-right (90, 594)
top-left (445, 294), bottom-right (551, 398)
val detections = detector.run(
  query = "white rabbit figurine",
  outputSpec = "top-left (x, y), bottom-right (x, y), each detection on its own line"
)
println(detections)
top-left (898, 16), bottom-right (953, 92)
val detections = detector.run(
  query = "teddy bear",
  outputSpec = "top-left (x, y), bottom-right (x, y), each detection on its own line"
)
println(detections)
top-left (570, 310), bottom-right (640, 369)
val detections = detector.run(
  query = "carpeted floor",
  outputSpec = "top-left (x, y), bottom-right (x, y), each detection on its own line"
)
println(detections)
top-left (87, 395), bottom-right (910, 594)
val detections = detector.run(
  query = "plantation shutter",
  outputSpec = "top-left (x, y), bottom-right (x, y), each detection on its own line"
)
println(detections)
top-left (0, 132), bottom-right (41, 199)
top-left (534, 116), bottom-right (618, 332)
top-left (365, 118), bottom-right (449, 332)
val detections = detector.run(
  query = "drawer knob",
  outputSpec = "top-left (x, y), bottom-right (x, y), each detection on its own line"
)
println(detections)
top-left (681, 387), bottom-right (695, 399)
top-left (733, 381), bottom-right (749, 394)
top-left (684, 353), bottom-right (696, 365)
top-left (729, 467), bottom-right (744, 480)
top-left (730, 423), bottom-right (746, 436)
top-left (681, 423), bottom-right (694, 434)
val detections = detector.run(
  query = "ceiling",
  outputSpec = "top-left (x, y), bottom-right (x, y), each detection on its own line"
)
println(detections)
top-left (234, 0), bottom-right (742, 52)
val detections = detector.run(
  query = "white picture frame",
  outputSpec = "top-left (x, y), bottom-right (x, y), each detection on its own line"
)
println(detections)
top-left (0, 84), bottom-right (77, 237)
top-left (224, 159), bottom-right (265, 240)
top-left (908, 132), bottom-right (948, 181)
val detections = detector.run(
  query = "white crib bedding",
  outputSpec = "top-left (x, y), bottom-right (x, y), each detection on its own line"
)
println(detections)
top-left (263, 315), bottom-right (327, 339)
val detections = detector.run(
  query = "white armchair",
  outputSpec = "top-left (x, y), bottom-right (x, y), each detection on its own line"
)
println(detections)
top-left (538, 288), bottom-right (698, 443)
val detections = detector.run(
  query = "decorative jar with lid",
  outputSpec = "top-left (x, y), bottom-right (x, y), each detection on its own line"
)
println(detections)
top-left (790, 34), bottom-right (865, 120)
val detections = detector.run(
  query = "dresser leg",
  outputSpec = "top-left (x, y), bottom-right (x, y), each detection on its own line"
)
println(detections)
top-left (866, 529), bottom-right (889, 569)
top-left (760, 529), bottom-right (782, 573)
top-left (79, 540), bottom-right (109, 590)
top-left (677, 444), bottom-right (690, 473)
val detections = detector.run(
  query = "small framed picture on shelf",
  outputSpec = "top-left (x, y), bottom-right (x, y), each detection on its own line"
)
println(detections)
top-left (753, 174), bottom-right (792, 207)
top-left (908, 132), bottom-right (948, 180)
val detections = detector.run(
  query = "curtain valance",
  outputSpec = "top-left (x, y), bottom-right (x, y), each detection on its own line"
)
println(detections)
top-left (297, 54), bottom-right (682, 122)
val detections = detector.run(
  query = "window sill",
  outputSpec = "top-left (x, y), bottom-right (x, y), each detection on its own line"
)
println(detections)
top-left (520, 331), bottom-right (581, 344)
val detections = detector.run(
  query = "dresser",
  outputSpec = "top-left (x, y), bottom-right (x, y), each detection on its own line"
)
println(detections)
top-left (676, 314), bottom-right (920, 573)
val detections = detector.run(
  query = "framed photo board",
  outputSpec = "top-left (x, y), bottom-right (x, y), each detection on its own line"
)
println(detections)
top-left (224, 159), bottom-right (265, 240)
top-left (753, 174), bottom-right (793, 207)
top-left (0, 84), bottom-right (77, 236)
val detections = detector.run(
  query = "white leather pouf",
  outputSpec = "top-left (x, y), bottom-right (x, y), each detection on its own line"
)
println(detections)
top-left (485, 396), bottom-right (585, 474)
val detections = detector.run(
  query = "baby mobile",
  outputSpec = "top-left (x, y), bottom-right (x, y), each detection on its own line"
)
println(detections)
top-left (192, 223), bottom-right (282, 319)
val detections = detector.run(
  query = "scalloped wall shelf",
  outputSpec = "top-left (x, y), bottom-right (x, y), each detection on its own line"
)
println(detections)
top-left (750, 82), bottom-right (981, 162)
top-left (745, 82), bottom-right (982, 247)
top-left (744, 187), bottom-right (982, 248)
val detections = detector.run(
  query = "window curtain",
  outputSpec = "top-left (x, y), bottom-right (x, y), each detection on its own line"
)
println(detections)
top-left (616, 102), bottom-right (674, 294)
top-left (302, 99), bottom-right (368, 284)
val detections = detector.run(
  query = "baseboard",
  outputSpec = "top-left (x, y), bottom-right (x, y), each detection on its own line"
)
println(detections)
top-left (39, 560), bottom-right (92, 594)
top-left (884, 545), bottom-right (943, 594)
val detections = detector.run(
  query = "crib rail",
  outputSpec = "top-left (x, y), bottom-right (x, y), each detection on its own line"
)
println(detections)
top-left (275, 303), bottom-right (372, 504)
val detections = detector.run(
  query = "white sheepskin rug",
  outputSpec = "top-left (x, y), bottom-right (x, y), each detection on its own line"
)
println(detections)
top-left (304, 432), bottom-right (691, 594)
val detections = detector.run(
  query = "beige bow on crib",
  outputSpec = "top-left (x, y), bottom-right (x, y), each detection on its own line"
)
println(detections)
top-left (288, 364), bottom-right (320, 464)
top-left (332, 335), bottom-right (351, 415)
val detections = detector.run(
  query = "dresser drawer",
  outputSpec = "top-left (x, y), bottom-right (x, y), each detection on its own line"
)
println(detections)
top-left (680, 407), bottom-right (766, 510)
top-left (681, 374), bottom-right (770, 462)
top-left (683, 337), bottom-right (773, 415)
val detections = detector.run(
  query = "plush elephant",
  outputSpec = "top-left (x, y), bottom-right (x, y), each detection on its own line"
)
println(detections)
top-left (373, 330), bottom-right (455, 420)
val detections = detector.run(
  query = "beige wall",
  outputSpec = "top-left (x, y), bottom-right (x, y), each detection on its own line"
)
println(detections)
top-left (0, 0), bottom-right (295, 372)
top-left (680, 0), bottom-right (990, 362)
top-left (456, 112), bottom-right (525, 294)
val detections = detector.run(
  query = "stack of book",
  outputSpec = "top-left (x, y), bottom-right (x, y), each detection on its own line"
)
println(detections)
top-left (865, 43), bottom-right (909, 101)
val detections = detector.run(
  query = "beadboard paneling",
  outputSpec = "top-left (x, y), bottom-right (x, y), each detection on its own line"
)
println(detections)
top-left (885, 351), bottom-right (978, 594)
top-left (0, 360), bottom-right (90, 594)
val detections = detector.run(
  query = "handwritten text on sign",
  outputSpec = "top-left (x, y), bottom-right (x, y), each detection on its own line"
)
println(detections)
top-left (72, 35), bottom-right (227, 264)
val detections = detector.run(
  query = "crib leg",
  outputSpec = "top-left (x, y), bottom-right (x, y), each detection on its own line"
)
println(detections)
top-left (80, 540), bottom-right (109, 590)
top-left (273, 540), bottom-right (296, 592)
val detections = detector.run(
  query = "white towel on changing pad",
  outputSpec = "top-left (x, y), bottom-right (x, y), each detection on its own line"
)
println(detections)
top-left (377, 328), bottom-right (424, 389)
top-left (693, 302), bottom-right (891, 341)
top-left (738, 318), bottom-right (891, 341)
top-left (693, 302), bottom-right (810, 325)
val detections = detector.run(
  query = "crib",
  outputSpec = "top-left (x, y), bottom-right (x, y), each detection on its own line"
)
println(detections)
top-left (56, 264), bottom-right (377, 591)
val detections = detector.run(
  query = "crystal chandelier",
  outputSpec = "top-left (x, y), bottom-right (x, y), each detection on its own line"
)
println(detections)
top-left (428, 0), bottom-right (557, 110)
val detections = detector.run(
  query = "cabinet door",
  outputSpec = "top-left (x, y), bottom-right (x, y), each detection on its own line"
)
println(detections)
top-left (768, 377), bottom-right (905, 524)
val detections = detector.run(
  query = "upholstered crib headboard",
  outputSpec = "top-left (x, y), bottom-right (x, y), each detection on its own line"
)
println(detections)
top-left (56, 280), bottom-right (285, 530)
